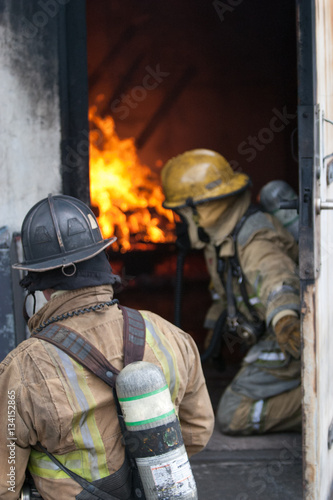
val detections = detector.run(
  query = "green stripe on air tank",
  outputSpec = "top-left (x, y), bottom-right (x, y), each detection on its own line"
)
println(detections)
top-left (125, 409), bottom-right (176, 427)
top-left (118, 384), bottom-right (169, 402)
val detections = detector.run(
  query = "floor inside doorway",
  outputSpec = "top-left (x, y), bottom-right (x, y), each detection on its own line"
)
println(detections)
top-left (195, 362), bottom-right (303, 500)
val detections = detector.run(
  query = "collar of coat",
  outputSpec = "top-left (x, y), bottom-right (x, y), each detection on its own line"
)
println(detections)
top-left (28, 284), bottom-right (115, 333)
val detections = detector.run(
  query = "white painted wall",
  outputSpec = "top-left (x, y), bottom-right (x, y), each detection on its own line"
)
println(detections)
top-left (306, 1), bottom-right (333, 498)
top-left (0, 6), bottom-right (62, 235)
top-left (316, 1), bottom-right (333, 497)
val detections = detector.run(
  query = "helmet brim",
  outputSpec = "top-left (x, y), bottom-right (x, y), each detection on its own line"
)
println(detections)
top-left (12, 237), bottom-right (117, 272)
top-left (163, 174), bottom-right (251, 209)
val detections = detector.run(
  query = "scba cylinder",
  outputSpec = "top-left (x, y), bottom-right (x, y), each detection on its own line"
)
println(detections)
top-left (259, 180), bottom-right (299, 241)
top-left (116, 361), bottom-right (198, 500)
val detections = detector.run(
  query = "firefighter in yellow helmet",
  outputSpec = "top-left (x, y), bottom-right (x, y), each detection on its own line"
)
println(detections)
top-left (161, 149), bottom-right (301, 435)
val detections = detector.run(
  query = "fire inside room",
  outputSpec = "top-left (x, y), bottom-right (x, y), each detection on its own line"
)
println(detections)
top-left (85, 0), bottom-right (299, 400)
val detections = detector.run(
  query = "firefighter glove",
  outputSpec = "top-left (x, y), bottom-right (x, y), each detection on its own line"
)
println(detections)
top-left (273, 315), bottom-right (301, 359)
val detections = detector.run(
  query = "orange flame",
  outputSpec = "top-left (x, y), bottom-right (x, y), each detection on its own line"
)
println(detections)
top-left (89, 107), bottom-right (175, 252)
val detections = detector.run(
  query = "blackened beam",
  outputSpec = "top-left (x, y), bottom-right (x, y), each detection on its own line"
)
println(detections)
top-left (135, 65), bottom-right (197, 150)
top-left (101, 53), bottom-right (145, 117)
top-left (89, 25), bottom-right (137, 92)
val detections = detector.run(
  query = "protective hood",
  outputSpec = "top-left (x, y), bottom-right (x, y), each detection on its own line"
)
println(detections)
top-left (19, 251), bottom-right (122, 292)
top-left (178, 190), bottom-right (251, 256)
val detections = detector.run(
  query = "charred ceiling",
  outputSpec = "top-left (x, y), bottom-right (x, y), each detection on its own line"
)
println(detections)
top-left (86, 0), bottom-right (299, 195)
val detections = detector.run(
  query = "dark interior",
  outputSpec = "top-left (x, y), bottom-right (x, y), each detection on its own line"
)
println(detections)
top-left (86, 0), bottom-right (299, 410)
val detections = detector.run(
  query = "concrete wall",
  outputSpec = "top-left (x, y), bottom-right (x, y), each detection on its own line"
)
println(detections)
top-left (0, 1), bottom-right (63, 234)
top-left (0, 1), bottom-right (89, 357)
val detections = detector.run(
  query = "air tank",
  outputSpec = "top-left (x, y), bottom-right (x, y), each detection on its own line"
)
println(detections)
top-left (116, 361), bottom-right (198, 499)
top-left (258, 180), bottom-right (299, 241)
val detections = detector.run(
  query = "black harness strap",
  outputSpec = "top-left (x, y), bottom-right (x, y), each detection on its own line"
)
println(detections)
top-left (36, 442), bottom-right (122, 500)
top-left (219, 205), bottom-right (262, 321)
top-left (32, 305), bottom-right (146, 387)
top-left (229, 205), bottom-right (261, 318)
top-left (33, 322), bottom-right (120, 387)
top-left (119, 305), bottom-right (146, 367)
top-left (31, 304), bottom-right (146, 500)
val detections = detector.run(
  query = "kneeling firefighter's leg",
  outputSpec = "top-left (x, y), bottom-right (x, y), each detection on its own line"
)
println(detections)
top-left (217, 384), bottom-right (302, 435)
top-left (216, 339), bottom-right (302, 435)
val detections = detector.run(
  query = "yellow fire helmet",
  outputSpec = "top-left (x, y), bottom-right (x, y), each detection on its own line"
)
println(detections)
top-left (161, 149), bottom-right (251, 209)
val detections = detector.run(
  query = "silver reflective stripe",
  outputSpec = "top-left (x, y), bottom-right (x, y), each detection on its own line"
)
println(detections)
top-left (258, 351), bottom-right (285, 362)
top-left (56, 348), bottom-right (100, 480)
top-left (33, 458), bottom-right (81, 471)
top-left (143, 317), bottom-right (176, 397)
top-left (236, 295), bottom-right (261, 305)
top-left (251, 399), bottom-right (264, 430)
top-left (249, 297), bottom-right (261, 305)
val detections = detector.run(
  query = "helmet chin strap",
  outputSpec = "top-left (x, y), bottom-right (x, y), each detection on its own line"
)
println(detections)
top-left (197, 223), bottom-right (211, 243)
top-left (186, 198), bottom-right (210, 243)
top-left (23, 292), bottom-right (36, 323)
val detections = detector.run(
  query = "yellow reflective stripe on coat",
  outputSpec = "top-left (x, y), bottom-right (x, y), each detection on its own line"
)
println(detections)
top-left (29, 344), bottom-right (109, 481)
top-left (29, 449), bottom-right (83, 480)
top-left (141, 312), bottom-right (180, 404)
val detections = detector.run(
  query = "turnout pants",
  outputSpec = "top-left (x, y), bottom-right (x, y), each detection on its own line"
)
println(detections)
top-left (216, 336), bottom-right (302, 435)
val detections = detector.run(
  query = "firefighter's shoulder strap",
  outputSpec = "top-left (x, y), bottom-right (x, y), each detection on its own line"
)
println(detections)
top-left (31, 304), bottom-right (146, 500)
top-left (230, 204), bottom-right (274, 318)
top-left (226, 204), bottom-right (263, 321)
top-left (233, 204), bottom-right (276, 248)
top-left (231, 204), bottom-right (261, 245)
top-left (32, 304), bottom-right (146, 389)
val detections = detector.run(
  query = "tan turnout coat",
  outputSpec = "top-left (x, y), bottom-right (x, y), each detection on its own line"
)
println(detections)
top-left (0, 285), bottom-right (214, 500)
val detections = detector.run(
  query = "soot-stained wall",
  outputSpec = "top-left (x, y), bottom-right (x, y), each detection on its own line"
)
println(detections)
top-left (0, 0), bottom-right (89, 234)
top-left (0, 1), bottom-right (89, 358)
top-left (0, 1), bottom-right (62, 232)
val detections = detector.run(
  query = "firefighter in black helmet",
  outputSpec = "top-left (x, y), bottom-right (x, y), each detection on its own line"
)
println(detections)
top-left (0, 194), bottom-right (214, 500)
top-left (14, 193), bottom-right (117, 273)
top-left (161, 149), bottom-right (302, 436)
